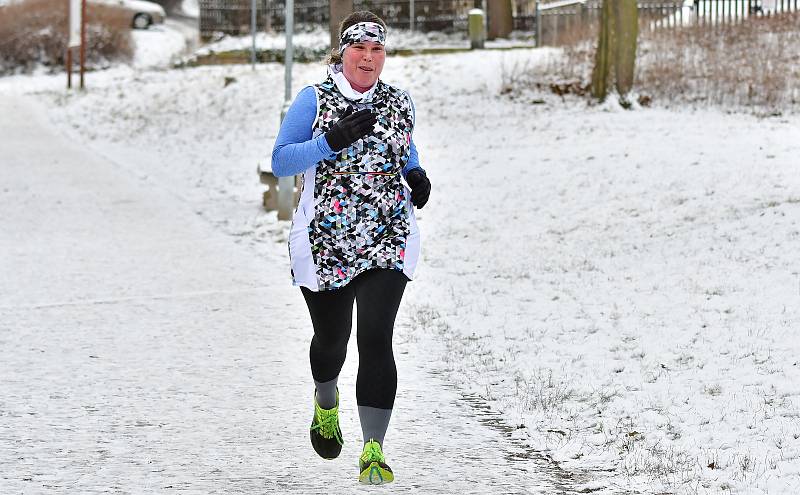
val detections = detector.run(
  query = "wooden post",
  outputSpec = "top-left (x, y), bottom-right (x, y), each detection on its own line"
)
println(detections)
top-left (79, 0), bottom-right (86, 90)
top-left (535, 1), bottom-right (542, 47)
top-left (67, 0), bottom-right (82, 90)
top-left (260, 171), bottom-right (278, 210)
top-left (250, 0), bottom-right (257, 69)
top-left (67, 48), bottom-right (73, 89)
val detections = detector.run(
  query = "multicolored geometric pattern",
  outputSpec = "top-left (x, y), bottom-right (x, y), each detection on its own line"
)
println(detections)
top-left (339, 22), bottom-right (386, 54)
top-left (307, 76), bottom-right (414, 290)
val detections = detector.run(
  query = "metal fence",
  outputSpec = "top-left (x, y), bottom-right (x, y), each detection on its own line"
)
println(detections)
top-left (681, 0), bottom-right (800, 26)
top-left (199, 0), bottom-right (476, 39)
top-left (200, 0), bottom-right (268, 38)
top-left (534, 0), bottom-right (800, 46)
top-left (199, 0), bottom-right (800, 43)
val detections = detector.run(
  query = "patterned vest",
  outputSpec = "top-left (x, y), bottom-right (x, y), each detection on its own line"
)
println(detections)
top-left (306, 76), bottom-right (415, 290)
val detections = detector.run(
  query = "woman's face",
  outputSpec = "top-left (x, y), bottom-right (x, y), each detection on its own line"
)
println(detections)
top-left (342, 41), bottom-right (385, 90)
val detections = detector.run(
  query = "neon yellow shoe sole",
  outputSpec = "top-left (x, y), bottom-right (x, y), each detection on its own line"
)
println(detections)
top-left (359, 461), bottom-right (395, 485)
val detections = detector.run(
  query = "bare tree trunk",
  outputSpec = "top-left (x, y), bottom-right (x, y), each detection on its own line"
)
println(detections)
top-left (591, 0), bottom-right (613, 100)
top-left (487, 0), bottom-right (514, 40)
top-left (592, 0), bottom-right (639, 105)
top-left (613, 0), bottom-right (638, 101)
top-left (330, 0), bottom-right (353, 51)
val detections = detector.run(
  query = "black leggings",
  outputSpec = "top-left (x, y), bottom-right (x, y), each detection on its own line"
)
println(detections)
top-left (301, 268), bottom-right (408, 409)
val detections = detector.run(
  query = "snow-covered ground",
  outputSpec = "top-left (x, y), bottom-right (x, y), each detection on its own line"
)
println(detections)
top-left (1, 93), bottom-right (570, 494)
top-left (181, 0), bottom-right (198, 18)
top-left (194, 24), bottom-right (535, 59)
top-left (2, 45), bottom-right (800, 494)
top-left (131, 19), bottom-right (195, 69)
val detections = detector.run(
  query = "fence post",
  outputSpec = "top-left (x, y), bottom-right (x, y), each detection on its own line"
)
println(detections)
top-left (468, 9), bottom-right (485, 49)
top-left (552, 7), bottom-right (558, 45)
top-left (278, 0), bottom-right (295, 221)
top-left (250, 0), bottom-right (257, 69)
top-left (535, 1), bottom-right (542, 47)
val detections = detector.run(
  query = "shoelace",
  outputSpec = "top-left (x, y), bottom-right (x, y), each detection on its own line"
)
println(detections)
top-left (312, 408), bottom-right (344, 446)
top-left (361, 441), bottom-right (384, 464)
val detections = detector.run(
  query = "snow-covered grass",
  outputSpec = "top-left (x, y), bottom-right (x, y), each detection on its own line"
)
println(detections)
top-left (193, 24), bottom-right (535, 62)
top-left (4, 46), bottom-right (799, 494)
top-left (131, 21), bottom-right (190, 69)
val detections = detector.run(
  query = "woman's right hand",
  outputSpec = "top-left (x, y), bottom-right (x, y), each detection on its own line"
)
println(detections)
top-left (324, 107), bottom-right (377, 152)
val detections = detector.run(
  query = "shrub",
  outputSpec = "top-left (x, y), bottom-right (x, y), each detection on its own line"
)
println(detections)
top-left (0, 0), bottom-right (133, 75)
top-left (505, 12), bottom-right (800, 113)
top-left (636, 13), bottom-right (800, 111)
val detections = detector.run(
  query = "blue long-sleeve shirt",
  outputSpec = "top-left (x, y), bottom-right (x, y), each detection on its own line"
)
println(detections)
top-left (271, 86), bottom-right (423, 178)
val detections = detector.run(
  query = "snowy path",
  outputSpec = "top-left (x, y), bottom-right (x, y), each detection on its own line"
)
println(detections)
top-left (0, 95), bottom-right (581, 493)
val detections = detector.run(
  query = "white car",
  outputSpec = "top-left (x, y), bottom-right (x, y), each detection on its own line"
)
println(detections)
top-left (91, 0), bottom-right (166, 29)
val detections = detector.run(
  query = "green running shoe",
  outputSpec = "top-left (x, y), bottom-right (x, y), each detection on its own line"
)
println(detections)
top-left (309, 389), bottom-right (343, 459)
top-left (358, 439), bottom-right (394, 485)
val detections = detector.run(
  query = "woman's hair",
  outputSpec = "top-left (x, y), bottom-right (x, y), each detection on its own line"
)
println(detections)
top-left (325, 11), bottom-right (388, 65)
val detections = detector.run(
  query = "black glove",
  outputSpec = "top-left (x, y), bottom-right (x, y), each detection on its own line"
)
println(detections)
top-left (324, 107), bottom-right (377, 152)
top-left (406, 168), bottom-right (430, 209)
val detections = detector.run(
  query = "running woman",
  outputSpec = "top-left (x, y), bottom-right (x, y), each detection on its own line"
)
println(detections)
top-left (270, 11), bottom-right (431, 485)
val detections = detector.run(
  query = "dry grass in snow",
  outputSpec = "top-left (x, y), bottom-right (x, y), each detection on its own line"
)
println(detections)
top-left (504, 12), bottom-right (800, 114)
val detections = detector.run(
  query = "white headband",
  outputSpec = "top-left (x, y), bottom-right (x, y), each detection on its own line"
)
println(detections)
top-left (339, 22), bottom-right (386, 54)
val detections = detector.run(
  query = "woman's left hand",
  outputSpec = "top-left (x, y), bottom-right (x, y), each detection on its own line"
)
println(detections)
top-left (406, 169), bottom-right (431, 209)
